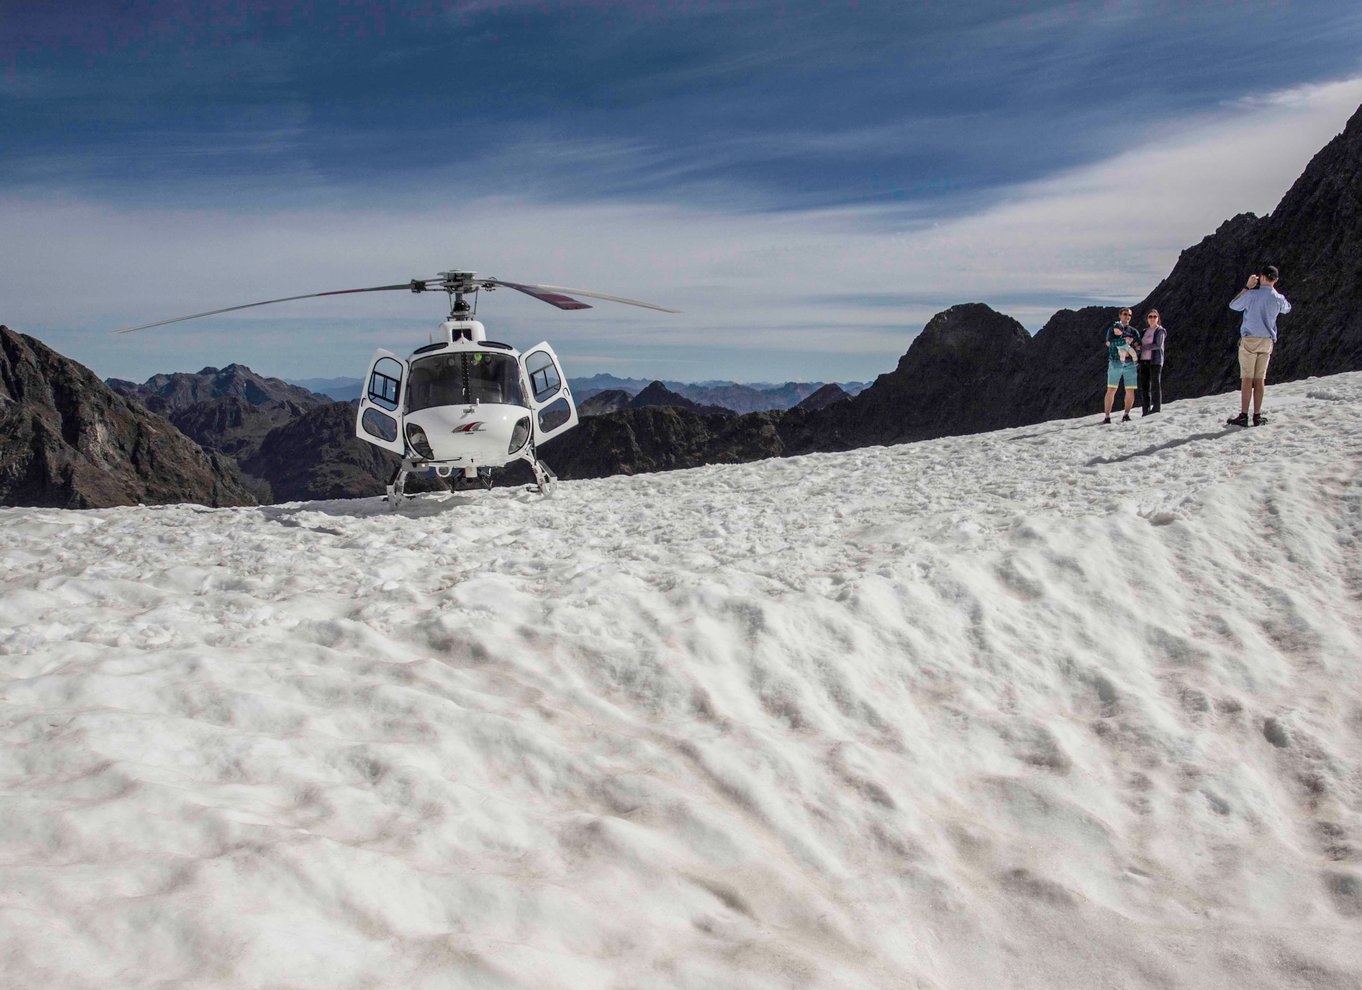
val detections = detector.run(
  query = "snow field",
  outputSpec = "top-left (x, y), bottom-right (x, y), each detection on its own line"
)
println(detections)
top-left (2, 373), bottom-right (1362, 989)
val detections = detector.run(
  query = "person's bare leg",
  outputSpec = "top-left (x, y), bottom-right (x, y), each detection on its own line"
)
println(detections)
top-left (1240, 378), bottom-right (1253, 415)
top-left (1123, 386), bottom-right (1135, 416)
top-left (1104, 387), bottom-right (1116, 416)
top-left (1252, 378), bottom-right (1265, 414)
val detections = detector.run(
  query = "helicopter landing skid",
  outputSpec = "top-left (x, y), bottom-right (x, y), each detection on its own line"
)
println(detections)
top-left (384, 454), bottom-right (555, 509)
top-left (525, 453), bottom-right (557, 495)
top-left (385, 463), bottom-right (410, 508)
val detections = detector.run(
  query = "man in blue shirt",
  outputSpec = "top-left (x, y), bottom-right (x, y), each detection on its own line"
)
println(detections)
top-left (1226, 265), bottom-right (1291, 426)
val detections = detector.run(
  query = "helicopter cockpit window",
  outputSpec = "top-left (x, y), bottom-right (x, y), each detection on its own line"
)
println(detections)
top-left (368, 357), bottom-right (403, 411)
top-left (524, 350), bottom-right (562, 402)
top-left (469, 352), bottom-right (525, 405)
top-left (407, 353), bottom-right (526, 412)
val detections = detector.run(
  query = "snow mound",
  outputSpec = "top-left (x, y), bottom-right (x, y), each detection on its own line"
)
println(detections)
top-left (3, 374), bottom-right (1362, 989)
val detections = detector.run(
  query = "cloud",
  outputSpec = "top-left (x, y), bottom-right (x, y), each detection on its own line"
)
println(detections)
top-left (4, 75), bottom-right (1360, 384)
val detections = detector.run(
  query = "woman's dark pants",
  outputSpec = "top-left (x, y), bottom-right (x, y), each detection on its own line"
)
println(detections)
top-left (1138, 360), bottom-right (1162, 415)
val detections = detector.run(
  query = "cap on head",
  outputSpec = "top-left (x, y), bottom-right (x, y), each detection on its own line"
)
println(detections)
top-left (1261, 264), bottom-right (1279, 280)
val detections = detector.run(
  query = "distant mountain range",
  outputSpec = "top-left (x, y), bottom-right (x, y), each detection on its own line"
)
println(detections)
top-left (4, 101), bottom-right (1361, 507)
top-left (289, 373), bottom-right (869, 412)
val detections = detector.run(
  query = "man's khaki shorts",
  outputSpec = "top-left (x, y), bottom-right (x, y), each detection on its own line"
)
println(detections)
top-left (1239, 336), bottom-right (1274, 380)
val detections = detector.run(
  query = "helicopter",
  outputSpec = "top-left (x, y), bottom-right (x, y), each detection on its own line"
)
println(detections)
top-left (114, 270), bottom-right (679, 505)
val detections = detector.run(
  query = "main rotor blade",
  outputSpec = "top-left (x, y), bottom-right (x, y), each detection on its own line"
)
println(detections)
top-left (490, 280), bottom-right (680, 314)
top-left (111, 282), bottom-right (431, 333)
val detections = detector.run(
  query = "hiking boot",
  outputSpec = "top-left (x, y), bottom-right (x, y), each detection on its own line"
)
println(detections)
top-left (1121, 413), bottom-right (1132, 423)
top-left (1101, 416), bottom-right (1111, 425)
top-left (1226, 412), bottom-right (1249, 427)
top-left (1253, 413), bottom-right (1269, 426)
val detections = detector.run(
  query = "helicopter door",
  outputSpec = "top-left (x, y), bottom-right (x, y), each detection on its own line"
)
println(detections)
top-left (355, 350), bottom-right (407, 455)
top-left (520, 343), bottom-right (579, 444)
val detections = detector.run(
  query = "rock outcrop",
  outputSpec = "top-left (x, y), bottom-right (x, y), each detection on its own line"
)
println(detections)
top-left (241, 401), bottom-right (401, 503)
top-left (579, 389), bottom-right (632, 417)
top-left (0, 326), bottom-right (256, 508)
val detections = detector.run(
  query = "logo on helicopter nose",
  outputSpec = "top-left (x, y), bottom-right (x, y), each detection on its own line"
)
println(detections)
top-left (452, 422), bottom-right (486, 434)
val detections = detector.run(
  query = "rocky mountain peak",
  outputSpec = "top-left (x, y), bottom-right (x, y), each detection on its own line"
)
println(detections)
top-left (630, 381), bottom-right (699, 409)
top-left (111, 363), bottom-right (328, 415)
top-left (1, 325), bottom-right (255, 508)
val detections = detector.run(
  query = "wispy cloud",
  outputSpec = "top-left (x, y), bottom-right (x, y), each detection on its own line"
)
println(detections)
top-left (6, 73), bottom-right (1358, 385)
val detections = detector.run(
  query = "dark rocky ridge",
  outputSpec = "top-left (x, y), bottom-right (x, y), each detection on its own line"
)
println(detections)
top-left (627, 381), bottom-right (733, 417)
top-left (1, 326), bottom-right (255, 508)
top-left (109, 366), bottom-right (336, 501)
top-left (108, 364), bottom-right (327, 414)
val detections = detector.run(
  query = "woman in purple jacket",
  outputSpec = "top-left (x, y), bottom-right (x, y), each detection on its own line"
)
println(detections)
top-left (1138, 309), bottom-right (1166, 416)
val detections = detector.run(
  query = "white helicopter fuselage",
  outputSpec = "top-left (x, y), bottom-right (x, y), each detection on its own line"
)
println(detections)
top-left (114, 267), bottom-right (674, 501)
top-left (354, 318), bottom-right (579, 492)
top-left (405, 400), bottom-right (529, 465)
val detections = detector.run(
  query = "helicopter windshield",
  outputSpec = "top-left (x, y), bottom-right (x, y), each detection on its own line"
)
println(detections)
top-left (407, 352), bottom-right (526, 412)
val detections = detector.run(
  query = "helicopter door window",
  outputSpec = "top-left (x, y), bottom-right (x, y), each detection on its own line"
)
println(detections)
top-left (368, 357), bottom-right (403, 411)
top-left (537, 396), bottom-right (572, 433)
top-left (525, 350), bottom-right (562, 402)
top-left (361, 407), bottom-right (399, 443)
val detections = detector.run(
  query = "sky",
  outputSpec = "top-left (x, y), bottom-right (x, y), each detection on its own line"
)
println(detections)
top-left (3, 0), bottom-right (1362, 385)
top-left (4, 372), bottom-right (1362, 987)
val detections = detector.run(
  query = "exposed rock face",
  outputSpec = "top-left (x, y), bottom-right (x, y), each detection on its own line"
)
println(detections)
top-left (578, 389), bottom-right (632, 417)
top-left (837, 303), bottom-right (1031, 445)
top-left (1006, 305), bottom-right (1124, 425)
top-left (241, 401), bottom-right (399, 503)
top-left (108, 364), bottom-right (328, 415)
top-left (111, 366), bottom-right (328, 466)
top-left (0, 326), bottom-right (256, 508)
top-left (547, 406), bottom-right (784, 480)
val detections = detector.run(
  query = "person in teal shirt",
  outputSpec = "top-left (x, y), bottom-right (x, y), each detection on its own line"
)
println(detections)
top-left (1101, 307), bottom-right (1140, 424)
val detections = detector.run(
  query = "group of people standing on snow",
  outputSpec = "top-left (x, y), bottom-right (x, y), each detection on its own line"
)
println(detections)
top-left (1101, 306), bottom-right (1165, 423)
top-left (1100, 265), bottom-right (1291, 426)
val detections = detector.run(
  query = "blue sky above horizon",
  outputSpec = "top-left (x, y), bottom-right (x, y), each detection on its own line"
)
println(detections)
top-left (4, 0), bottom-right (1362, 385)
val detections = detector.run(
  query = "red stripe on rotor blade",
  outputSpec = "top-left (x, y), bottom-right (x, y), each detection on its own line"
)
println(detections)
top-left (497, 281), bottom-right (594, 310)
